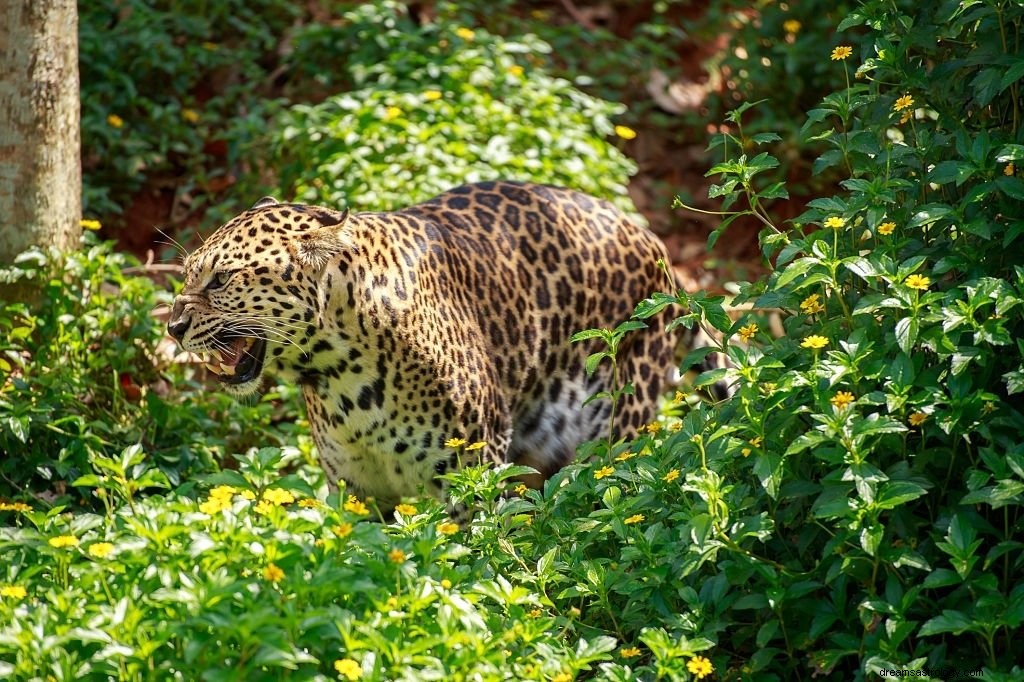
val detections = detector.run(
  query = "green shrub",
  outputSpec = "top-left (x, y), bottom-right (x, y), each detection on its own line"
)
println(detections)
top-left (549, 0), bottom-right (1024, 676)
top-left (79, 0), bottom-right (298, 217)
top-left (0, 449), bottom-right (631, 680)
top-left (255, 1), bottom-right (638, 214)
top-left (0, 235), bottom-right (302, 501)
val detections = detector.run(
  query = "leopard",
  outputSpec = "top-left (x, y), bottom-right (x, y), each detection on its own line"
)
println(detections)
top-left (167, 180), bottom-right (696, 510)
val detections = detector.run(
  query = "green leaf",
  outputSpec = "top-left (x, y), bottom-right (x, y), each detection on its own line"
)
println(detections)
top-left (570, 329), bottom-right (607, 343)
top-left (919, 610), bottom-right (973, 636)
top-left (895, 317), bottom-right (918, 354)
top-left (753, 453), bottom-right (783, 499)
top-left (774, 257), bottom-right (823, 289)
top-left (907, 204), bottom-right (953, 229)
top-left (585, 351), bottom-right (609, 375)
top-left (852, 413), bottom-right (908, 438)
top-left (875, 481), bottom-right (928, 510)
top-left (614, 319), bottom-right (648, 335)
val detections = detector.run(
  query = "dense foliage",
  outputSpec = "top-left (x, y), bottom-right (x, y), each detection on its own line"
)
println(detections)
top-left (261, 1), bottom-right (637, 214)
top-left (2, 0), bottom-right (1023, 680)
top-left (0, 238), bottom-right (305, 499)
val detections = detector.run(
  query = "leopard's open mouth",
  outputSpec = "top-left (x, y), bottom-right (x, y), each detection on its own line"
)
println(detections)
top-left (204, 336), bottom-right (268, 386)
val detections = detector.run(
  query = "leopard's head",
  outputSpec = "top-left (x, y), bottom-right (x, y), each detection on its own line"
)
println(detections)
top-left (167, 197), bottom-right (351, 395)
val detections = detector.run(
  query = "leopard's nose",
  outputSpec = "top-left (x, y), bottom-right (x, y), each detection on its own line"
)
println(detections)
top-left (167, 300), bottom-right (191, 341)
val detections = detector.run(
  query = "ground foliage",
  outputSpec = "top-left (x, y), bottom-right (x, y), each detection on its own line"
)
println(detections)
top-left (2, 0), bottom-right (1024, 680)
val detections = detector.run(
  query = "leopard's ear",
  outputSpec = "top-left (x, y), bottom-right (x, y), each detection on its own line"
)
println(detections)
top-left (251, 196), bottom-right (279, 210)
top-left (293, 209), bottom-right (352, 270)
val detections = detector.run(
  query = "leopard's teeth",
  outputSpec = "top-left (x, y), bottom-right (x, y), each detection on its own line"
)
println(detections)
top-left (220, 362), bottom-right (237, 376)
top-left (204, 362), bottom-right (222, 375)
top-left (209, 349), bottom-right (224, 362)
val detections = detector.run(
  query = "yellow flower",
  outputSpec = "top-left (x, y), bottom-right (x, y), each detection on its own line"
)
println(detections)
top-left (908, 412), bottom-right (927, 427)
top-left (824, 216), bottom-right (845, 229)
top-left (181, 108), bottom-right (200, 123)
top-left (673, 390), bottom-right (686, 404)
top-left (106, 114), bottom-right (124, 128)
top-left (333, 522), bottom-right (353, 538)
top-left (615, 451), bottom-right (636, 462)
top-left (240, 489), bottom-right (256, 500)
top-left (624, 513), bottom-right (645, 525)
top-left (514, 484), bottom-right (528, 496)
top-left (784, 20), bottom-right (802, 34)
top-left (741, 447), bottom-right (752, 457)
top-left (1005, 163), bottom-right (1016, 176)
top-left (263, 563), bottom-right (285, 582)
top-left (209, 485), bottom-right (238, 500)
top-left (465, 441), bottom-right (487, 451)
top-left (668, 421), bottom-right (682, 432)
top-left (388, 548), bottom-right (407, 564)
top-left (79, 219), bottom-right (102, 231)
top-left (0, 501), bottom-right (32, 512)
top-left (1, 585), bottom-right (27, 600)
top-left (394, 503), bottom-right (417, 517)
top-left (894, 94), bottom-right (915, 111)
top-left (343, 496), bottom-right (370, 516)
top-left (900, 110), bottom-right (913, 124)
top-left (455, 27), bottom-right (475, 40)
top-left (506, 64), bottom-right (524, 77)
top-left (831, 45), bottom-right (853, 61)
top-left (88, 542), bottom-right (114, 558)
top-left (383, 106), bottom-right (401, 121)
top-left (687, 655), bottom-right (714, 679)
top-left (437, 521), bottom-right (460, 536)
top-left (262, 488), bottom-right (295, 506)
top-left (199, 496), bottom-right (231, 514)
top-left (551, 674), bottom-right (572, 682)
top-left (298, 498), bottom-right (321, 508)
top-left (904, 274), bottom-right (931, 290)
top-left (445, 437), bottom-right (468, 448)
top-left (253, 500), bottom-right (274, 515)
top-left (594, 465), bottom-right (615, 480)
top-left (877, 221), bottom-right (896, 235)
top-left (830, 391), bottom-right (855, 409)
top-left (201, 41), bottom-right (219, 51)
top-left (441, 578), bottom-right (452, 588)
top-left (48, 535), bottom-right (79, 548)
top-left (801, 335), bottom-right (828, 349)
top-left (614, 125), bottom-right (637, 140)
top-left (662, 469), bottom-right (680, 483)
top-left (800, 293), bottom-right (825, 315)
top-left (423, 90), bottom-right (443, 101)
top-left (750, 436), bottom-right (763, 447)
top-left (738, 323), bottom-right (759, 341)
top-left (334, 658), bottom-right (362, 681)
top-left (620, 646), bottom-right (642, 658)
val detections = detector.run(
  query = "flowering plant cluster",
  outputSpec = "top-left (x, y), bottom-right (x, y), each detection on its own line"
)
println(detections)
top-left (257, 1), bottom-right (638, 218)
top-left (617, 0), bottom-right (1022, 676)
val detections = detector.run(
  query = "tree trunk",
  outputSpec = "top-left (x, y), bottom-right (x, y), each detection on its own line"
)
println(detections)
top-left (0, 0), bottom-right (81, 263)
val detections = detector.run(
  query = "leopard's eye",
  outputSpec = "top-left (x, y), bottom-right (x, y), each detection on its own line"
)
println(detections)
top-left (206, 271), bottom-right (234, 291)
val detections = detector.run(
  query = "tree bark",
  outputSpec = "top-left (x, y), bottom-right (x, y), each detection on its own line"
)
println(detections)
top-left (0, 0), bottom-right (81, 263)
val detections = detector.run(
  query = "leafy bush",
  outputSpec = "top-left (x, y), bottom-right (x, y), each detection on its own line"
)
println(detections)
top-left (615, 0), bottom-right (1023, 676)
top-left (79, 0), bottom-right (298, 217)
top-left (0, 235), bottom-right (302, 500)
top-left (256, 1), bottom-right (638, 214)
top-left (0, 449), bottom-right (643, 680)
